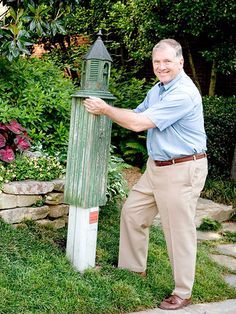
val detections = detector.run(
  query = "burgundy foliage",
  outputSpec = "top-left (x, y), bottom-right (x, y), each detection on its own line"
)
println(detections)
top-left (0, 120), bottom-right (31, 163)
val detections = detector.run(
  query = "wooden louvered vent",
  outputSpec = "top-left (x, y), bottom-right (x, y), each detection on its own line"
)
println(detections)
top-left (89, 60), bottom-right (99, 81)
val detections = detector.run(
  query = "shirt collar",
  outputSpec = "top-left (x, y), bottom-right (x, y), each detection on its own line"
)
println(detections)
top-left (158, 70), bottom-right (184, 91)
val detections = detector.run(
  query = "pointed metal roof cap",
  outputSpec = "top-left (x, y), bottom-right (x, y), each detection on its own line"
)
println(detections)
top-left (84, 30), bottom-right (112, 62)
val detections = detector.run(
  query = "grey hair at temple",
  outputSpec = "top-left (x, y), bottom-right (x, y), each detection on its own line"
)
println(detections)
top-left (152, 39), bottom-right (183, 58)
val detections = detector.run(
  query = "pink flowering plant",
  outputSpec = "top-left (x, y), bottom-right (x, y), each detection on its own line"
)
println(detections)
top-left (0, 120), bottom-right (31, 163)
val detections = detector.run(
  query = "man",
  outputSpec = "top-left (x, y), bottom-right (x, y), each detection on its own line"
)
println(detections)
top-left (84, 39), bottom-right (208, 310)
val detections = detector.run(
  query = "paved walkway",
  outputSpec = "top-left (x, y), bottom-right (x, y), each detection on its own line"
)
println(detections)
top-left (129, 299), bottom-right (236, 314)
top-left (131, 204), bottom-right (236, 314)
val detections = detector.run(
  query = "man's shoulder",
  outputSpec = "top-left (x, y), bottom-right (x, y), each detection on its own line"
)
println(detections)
top-left (177, 73), bottom-right (201, 98)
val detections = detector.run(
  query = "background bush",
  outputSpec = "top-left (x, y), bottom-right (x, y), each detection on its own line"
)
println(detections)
top-left (203, 96), bottom-right (236, 179)
top-left (0, 57), bottom-right (75, 160)
top-left (110, 69), bottom-right (154, 167)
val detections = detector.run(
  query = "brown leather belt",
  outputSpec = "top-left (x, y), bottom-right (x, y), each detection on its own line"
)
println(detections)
top-left (154, 153), bottom-right (207, 167)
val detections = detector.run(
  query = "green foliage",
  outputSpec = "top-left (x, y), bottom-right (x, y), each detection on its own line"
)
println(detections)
top-left (170, 1), bottom-right (236, 75)
top-left (106, 152), bottom-right (129, 202)
top-left (44, 38), bottom-right (90, 85)
top-left (221, 231), bottom-right (236, 243)
top-left (0, 155), bottom-right (65, 188)
top-left (197, 217), bottom-right (222, 232)
top-left (0, 0), bottom-right (79, 60)
top-left (201, 178), bottom-right (236, 206)
top-left (110, 69), bottom-right (154, 167)
top-left (0, 56), bottom-right (75, 159)
top-left (203, 96), bottom-right (236, 179)
top-left (124, 137), bottom-right (148, 168)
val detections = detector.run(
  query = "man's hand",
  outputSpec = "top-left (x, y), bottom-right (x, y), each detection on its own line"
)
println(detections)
top-left (83, 97), bottom-right (110, 115)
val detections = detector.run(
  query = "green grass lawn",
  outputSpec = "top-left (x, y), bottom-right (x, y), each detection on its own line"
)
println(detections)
top-left (0, 202), bottom-right (235, 314)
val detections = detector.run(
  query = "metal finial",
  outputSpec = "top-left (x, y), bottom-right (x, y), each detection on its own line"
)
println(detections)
top-left (97, 29), bottom-right (103, 37)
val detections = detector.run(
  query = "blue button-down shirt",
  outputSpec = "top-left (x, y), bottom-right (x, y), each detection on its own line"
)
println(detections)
top-left (134, 70), bottom-right (207, 161)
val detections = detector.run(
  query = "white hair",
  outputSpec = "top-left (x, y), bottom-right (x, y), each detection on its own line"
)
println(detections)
top-left (153, 39), bottom-right (183, 58)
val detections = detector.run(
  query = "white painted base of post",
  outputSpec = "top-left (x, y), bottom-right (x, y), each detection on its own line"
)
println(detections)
top-left (66, 205), bottom-right (99, 272)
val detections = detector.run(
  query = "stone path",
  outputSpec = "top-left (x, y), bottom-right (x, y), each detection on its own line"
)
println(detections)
top-left (197, 221), bottom-right (236, 285)
top-left (153, 197), bottom-right (234, 228)
top-left (129, 299), bottom-right (236, 314)
top-left (153, 198), bottom-right (236, 286)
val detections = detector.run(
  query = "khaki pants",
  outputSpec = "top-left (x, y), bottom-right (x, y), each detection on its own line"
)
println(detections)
top-left (118, 157), bottom-right (208, 299)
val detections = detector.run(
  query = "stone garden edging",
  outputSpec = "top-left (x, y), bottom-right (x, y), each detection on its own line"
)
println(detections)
top-left (0, 179), bottom-right (68, 229)
top-left (0, 177), bottom-right (235, 231)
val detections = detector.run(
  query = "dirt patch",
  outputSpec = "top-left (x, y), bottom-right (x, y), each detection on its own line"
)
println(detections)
top-left (122, 166), bottom-right (142, 190)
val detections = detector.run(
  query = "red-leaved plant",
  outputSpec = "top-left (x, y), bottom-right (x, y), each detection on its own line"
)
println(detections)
top-left (0, 120), bottom-right (31, 163)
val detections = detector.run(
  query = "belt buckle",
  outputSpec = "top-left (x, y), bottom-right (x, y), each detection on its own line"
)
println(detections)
top-left (193, 155), bottom-right (197, 161)
top-left (172, 159), bottom-right (175, 164)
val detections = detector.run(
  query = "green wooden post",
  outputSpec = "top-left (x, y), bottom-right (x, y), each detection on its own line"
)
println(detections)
top-left (64, 32), bottom-right (115, 272)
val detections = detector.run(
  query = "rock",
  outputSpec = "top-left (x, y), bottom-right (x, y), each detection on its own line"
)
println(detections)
top-left (195, 198), bottom-right (234, 227)
top-left (48, 204), bottom-right (69, 218)
top-left (51, 179), bottom-right (65, 192)
top-left (0, 193), bottom-right (42, 209)
top-left (153, 198), bottom-right (234, 229)
top-left (197, 231), bottom-right (222, 241)
top-left (224, 274), bottom-right (236, 288)
top-left (210, 254), bottom-right (236, 271)
top-left (222, 222), bottom-right (236, 233)
top-left (215, 244), bottom-right (236, 258)
top-left (45, 192), bottom-right (64, 205)
top-left (0, 205), bottom-right (49, 224)
top-left (36, 218), bottom-right (66, 229)
top-left (2, 180), bottom-right (54, 195)
top-left (23, 151), bottom-right (43, 158)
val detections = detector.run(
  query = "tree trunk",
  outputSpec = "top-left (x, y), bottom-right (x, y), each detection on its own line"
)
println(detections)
top-left (185, 41), bottom-right (202, 94)
top-left (209, 59), bottom-right (217, 96)
top-left (231, 144), bottom-right (236, 181)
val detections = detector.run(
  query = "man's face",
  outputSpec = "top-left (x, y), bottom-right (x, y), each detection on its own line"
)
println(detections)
top-left (152, 46), bottom-right (184, 84)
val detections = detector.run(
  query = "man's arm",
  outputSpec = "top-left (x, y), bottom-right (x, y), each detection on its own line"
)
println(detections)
top-left (83, 97), bottom-right (155, 132)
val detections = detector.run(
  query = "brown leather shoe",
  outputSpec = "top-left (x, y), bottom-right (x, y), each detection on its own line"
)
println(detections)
top-left (131, 271), bottom-right (147, 277)
top-left (159, 294), bottom-right (192, 310)
top-left (137, 271), bottom-right (147, 278)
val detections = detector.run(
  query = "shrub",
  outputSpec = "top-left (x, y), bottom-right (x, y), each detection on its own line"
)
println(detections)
top-left (0, 155), bottom-right (65, 189)
top-left (0, 56), bottom-right (75, 160)
top-left (201, 178), bottom-right (236, 206)
top-left (0, 120), bottom-right (31, 162)
top-left (203, 96), bottom-right (236, 179)
top-left (110, 69), bottom-right (155, 167)
top-left (106, 152), bottom-right (129, 202)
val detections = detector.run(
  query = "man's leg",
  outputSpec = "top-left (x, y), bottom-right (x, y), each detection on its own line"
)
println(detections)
top-left (149, 158), bottom-right (207, 300)
top-left (118, 162), bottom-right (158, 272)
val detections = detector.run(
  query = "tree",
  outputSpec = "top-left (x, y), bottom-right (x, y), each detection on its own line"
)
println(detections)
top-left (99, 0), bottom-right (235, 96)
top-left (0, 0), bottom-right (80, 60)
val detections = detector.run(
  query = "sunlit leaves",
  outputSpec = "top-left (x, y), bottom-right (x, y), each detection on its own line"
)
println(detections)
top-left (0, 0), bottom-right (77, 60)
